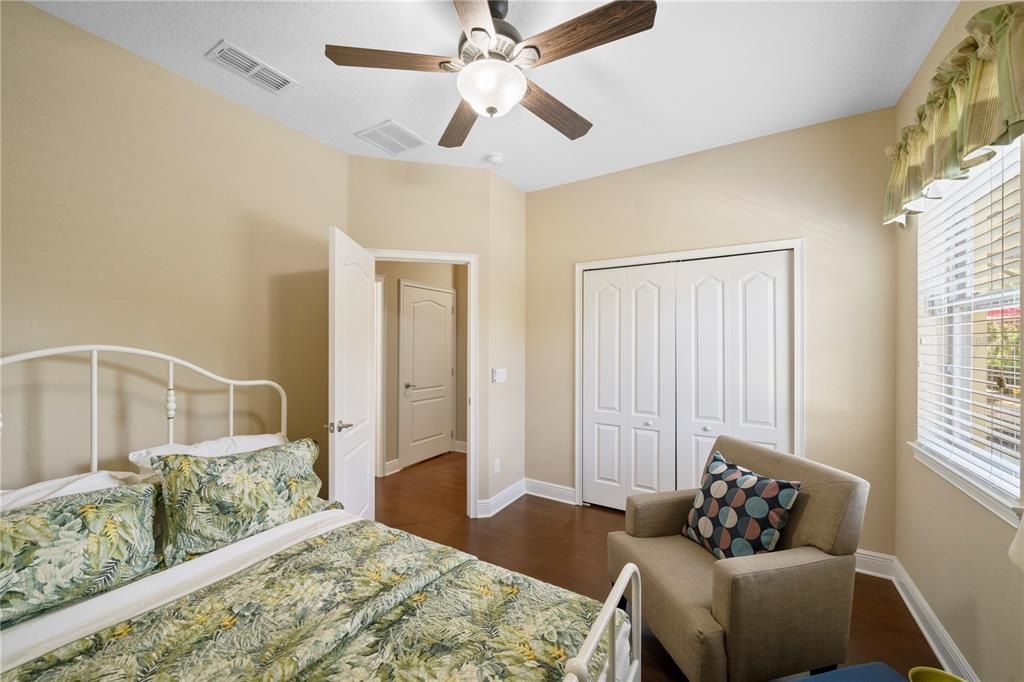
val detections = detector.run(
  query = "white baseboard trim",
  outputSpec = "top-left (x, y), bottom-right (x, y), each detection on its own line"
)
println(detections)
top-left (453, 440), bottom-right (467, 454)
top-left (855, 549), bottom-right (896, 579)
top-left (476, 479), bottom-right (525, 518)
top-left (893, 561), bottom-right (978, 682)
top-left (524, 479), bottom-right (577, 505)
top-left (383, 460), bottom-right (402, 476)
top-left (854, 549), bottom-right (977, 681)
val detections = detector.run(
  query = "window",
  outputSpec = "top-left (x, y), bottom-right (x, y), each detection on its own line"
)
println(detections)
top-left (917, 135), bottom-right (1021, 508)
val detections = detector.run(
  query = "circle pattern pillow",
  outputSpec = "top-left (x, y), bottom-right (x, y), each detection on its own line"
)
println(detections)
top-left (684, 451), bottom-right (802, 559)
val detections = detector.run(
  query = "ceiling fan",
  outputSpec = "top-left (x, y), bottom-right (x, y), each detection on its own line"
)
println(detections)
top-left (325, 0), bottom-right (657, 148)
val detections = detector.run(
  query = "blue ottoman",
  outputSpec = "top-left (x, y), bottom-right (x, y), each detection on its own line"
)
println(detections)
top-left (812, 662), bottom-right (905, 681)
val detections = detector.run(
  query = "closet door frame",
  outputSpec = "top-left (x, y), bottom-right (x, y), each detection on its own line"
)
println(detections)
top-left (573, 238), bottom-right (806, 506)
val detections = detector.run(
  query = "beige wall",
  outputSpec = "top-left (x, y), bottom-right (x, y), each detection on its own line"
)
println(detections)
top-left (892, 3), bottom-right (1024, 680)
top-left (1, 1), bottom-right (347, 487)
top-left (346, 157), bottom-right (526, 498)
top-left (526, 108), bottom-right (899, 553)
top-left (1, 3), bottom-right (526, 502)
top-left (486, 174), bottom-right (527, 491)
top-left (374, 261), bottom-right (467, 466)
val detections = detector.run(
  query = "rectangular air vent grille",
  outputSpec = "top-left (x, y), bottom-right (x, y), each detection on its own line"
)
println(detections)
top-left (354, 120), bottom-right (426, 156)
top-left (205, 40), bottom-right (297, 94)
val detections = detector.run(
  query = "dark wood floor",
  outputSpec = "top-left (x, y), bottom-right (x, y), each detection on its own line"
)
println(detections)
top-left (376, 452), bottom-right (939, 681)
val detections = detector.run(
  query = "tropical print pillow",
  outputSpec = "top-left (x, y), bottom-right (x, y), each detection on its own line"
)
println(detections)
top-left (153, 438), bottom-right (325, 566)
top-left (684, 451), bottom-right (802, 559)
top-left (0, 483), bottom-right (159, 627)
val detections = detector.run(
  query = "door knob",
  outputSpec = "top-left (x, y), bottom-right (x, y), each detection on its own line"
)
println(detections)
top-left (702, 426), bottom-right (711, 432)
top-left (337, 421), bottom-right (354, 430)
top-left (643, 420), bottom-right (654, 426)
top-left (322, 423), bottom-right (335, 433)
top-left (404, 382), bottom-right (417, 389)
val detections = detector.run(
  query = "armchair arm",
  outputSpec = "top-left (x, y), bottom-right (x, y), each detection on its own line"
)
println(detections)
top-left (625, 489), bottom-right (698, 537)
top-left (711, 547), bottom-right (856, 682)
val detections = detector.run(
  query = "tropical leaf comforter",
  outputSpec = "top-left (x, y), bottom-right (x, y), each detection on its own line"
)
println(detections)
top-left (3, 519), bottom-right (624, 681)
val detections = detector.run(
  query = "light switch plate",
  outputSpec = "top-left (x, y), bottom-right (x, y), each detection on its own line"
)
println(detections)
top-left (491, 367), bottom-right (507, 383)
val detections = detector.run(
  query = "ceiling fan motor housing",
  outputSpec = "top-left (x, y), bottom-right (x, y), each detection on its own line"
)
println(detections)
top-left (488, 0), bottom-right (509, 20)
top-left (458, 18), bottom-right (522, 63)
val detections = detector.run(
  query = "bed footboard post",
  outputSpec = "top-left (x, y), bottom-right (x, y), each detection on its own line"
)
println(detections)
top-left (563, 562), bottom-right (642, 682)
top-left (90, 350), bottom-right (99, 472)
top-left (166, 362), bottom-right (176, 444)
top-left (630, 564), bottom-right (642, 673)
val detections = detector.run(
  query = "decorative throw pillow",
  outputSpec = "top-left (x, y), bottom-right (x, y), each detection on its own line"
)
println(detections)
top-left (684, 451), bottom-right (801, 559)
top-left (0, 483), bottom-right (159, 627)
top-left (152, 438), bottom-right (325, 566)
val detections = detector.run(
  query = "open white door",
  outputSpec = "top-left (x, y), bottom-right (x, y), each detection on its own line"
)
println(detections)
top-left (328, 227), bottom-right (376, 519)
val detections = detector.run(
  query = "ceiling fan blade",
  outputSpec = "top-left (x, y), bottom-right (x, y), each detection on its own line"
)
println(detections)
top-left (521, 80), bottom-right (592, 140)
top-left (515, 0), bottom-right (657, 68)
top-left (453, 0), bottom-right (496, 52)
top-left (324, 45), bottom-right (453, 72)
top-left (439, 100), bottom-right (478, 147)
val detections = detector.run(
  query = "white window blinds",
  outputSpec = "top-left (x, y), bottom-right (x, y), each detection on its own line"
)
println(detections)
top-left (917, 136), bottom-right (1021, 501)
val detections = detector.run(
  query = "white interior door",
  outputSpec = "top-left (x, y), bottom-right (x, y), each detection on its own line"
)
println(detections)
top-left (582, 263), bottom-right (676, 510)
top-left (398, 281), bottom-right (455, 468)
top-left (328, 227), bottom-right (376, 519)
top-left (676, 250), bottom-right (793, 488)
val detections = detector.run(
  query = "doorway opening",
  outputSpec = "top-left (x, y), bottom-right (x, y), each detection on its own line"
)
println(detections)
top-left (371, 253), bottom-right (476, 520)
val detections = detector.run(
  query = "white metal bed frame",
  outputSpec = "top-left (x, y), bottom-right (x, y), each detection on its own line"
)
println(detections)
top-left (0, 345), bottom-right (287, 471)
top-left (0, 344), bottom-right (639, 681)
top-left (565, 563), bottom-right (643, 682)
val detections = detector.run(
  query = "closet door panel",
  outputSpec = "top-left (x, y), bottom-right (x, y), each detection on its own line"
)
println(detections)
top-left (595, 284), bottom-right (621, 413)
top-left (677, 250), bottom-right (794, 488)
top-left (676, 259), bottom-right (735, 488)
top-left (582, 263), bottom-right (675, 510)
top-left (739, 271), bottom-right (777, 428)
top-left (732, 251), bottom-right (792, 449)
top-left (632, 427), bottom-right (661, 492)
top-left (632, 281), bottom-right (663, 417)
top-left (692, 275), bottom-right (726, 424)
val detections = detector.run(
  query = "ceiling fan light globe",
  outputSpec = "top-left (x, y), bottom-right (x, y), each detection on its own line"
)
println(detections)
top-left (456, 58), bottom-right (526, 118)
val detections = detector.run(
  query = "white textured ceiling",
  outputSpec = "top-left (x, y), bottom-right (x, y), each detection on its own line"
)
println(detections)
top-left (33, 1), bottom-right (955, 191)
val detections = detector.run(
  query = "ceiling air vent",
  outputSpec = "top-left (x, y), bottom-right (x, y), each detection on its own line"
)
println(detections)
top-left (205, 40), bottom-right (297, 94)
top-left (354, 120), bottom-right (426, 156)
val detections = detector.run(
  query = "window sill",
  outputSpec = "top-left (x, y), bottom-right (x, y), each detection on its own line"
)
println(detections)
top-left (908, 441), bottom-right (1021, 528)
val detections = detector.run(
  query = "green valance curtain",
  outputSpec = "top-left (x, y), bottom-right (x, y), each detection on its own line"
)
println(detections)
top-left (884, 2), bottom-right (1024, 225)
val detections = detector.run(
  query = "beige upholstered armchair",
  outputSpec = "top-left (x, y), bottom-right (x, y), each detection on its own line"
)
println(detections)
top-left (607, 436), bottom-right (869, 682)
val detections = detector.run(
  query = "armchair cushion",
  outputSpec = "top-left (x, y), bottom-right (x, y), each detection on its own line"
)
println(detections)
top-left (712, 546), bottom-right (856, 681)
top-left (684, 451), bottom-right (802, 559)
top-left (608, 530), bottom-right (727, 682)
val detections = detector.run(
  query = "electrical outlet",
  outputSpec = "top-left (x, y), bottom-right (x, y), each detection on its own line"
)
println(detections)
top-left (494, 459), bottom-right (501, 475)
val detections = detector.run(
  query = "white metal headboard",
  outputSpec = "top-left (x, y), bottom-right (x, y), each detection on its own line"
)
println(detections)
top-left (0, 345), bottom-right (287, 472)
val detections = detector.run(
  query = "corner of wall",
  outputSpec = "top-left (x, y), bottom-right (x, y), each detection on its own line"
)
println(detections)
top-left (485, 172), bottom-right (527, 497)
top-left (888, 4), bottom-right (1024, 680)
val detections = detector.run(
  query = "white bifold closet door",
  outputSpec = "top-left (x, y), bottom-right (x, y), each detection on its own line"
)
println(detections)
top-left (582, 250), bottom-right (793, 510)
top-left (582, 263), bottom-right (677, 510)
top-left (675, 250), bottom-right (793, 490)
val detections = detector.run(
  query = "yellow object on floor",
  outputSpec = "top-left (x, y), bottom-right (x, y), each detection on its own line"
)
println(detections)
top-left (909, 667), bottom-right (966, 682)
